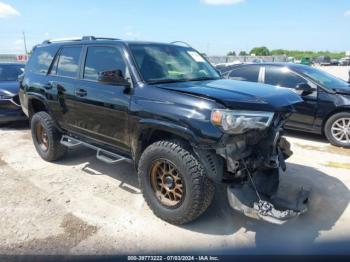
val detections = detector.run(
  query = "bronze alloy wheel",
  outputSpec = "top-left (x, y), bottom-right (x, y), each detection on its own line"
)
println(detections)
top-left (35, 122), bottom-right (49, 151)
top-left (150, 159), bottom-right (185, 208)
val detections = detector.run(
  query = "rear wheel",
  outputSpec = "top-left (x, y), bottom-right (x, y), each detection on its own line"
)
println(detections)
top-left (138, 140), bottom-right (215, 225)
top-left (31, 111), bottom-right (67, 161)
top-left (324, 112), bottom-right (350, 148)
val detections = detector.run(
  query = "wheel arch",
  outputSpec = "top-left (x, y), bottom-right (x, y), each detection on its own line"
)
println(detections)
top-left (27, 94), bottom-right (50, 119)
top-left (133, 121), bottom-right (198, 166)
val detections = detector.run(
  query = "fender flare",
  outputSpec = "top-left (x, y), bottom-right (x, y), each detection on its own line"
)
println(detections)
top-left (26, 93), bottom-right (51, 117)
top-left (132, 119), bottom-right (224, 182)
top-left (137, 118), bottom-right (199, 144)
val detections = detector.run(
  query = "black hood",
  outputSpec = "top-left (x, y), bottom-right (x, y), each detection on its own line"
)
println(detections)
top-left (156, 79), bottom-right (302, 112)
top-left (0, 81), bottom-right (20, 96)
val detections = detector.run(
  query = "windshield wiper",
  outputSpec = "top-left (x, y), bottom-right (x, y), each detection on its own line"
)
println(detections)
top-left (147, 76), bottom-right (220, 84)
top-left (147, 79), bottom-right (189, 84)
top-left (187, 77), bottom-right (220, 82)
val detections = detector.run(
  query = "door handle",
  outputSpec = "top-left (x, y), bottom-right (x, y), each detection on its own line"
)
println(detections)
top-left (75, 89), bottom-right (87, 97)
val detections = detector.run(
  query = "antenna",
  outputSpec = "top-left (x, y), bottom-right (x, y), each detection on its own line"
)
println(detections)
top-left (22, 31), bottom-right (28, 54)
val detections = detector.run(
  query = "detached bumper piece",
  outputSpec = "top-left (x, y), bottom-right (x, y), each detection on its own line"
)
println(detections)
top-left (227, 182), bottom-right (310, 224)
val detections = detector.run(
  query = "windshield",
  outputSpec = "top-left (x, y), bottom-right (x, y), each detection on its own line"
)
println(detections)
top-left (295, 66), bottom-right (349, 89)
top-left (0, 64), bottom-right (24, 81)
top-left (128, 43), bottom-right (220, 84)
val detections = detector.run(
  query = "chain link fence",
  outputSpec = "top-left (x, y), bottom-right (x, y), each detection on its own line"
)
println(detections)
top-left (207, 55), bottom-right (288, 65)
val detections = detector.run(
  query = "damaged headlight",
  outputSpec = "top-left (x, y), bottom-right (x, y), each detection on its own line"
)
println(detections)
top-left (211, 109), bottom-right (274, 134)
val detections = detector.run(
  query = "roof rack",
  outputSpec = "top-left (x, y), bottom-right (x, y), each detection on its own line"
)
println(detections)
top-left (42, 36), bottom-right (121, 44)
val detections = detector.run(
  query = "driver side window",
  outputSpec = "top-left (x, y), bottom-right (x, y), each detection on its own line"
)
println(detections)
top-left (83, 46), bottom-right (126, 81)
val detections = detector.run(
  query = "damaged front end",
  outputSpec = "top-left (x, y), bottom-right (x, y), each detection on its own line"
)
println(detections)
top-left (198, 111), bottom-right (310, 224)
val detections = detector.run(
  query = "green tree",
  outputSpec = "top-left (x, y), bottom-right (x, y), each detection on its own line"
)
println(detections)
top-left (227, 51), bottom-right (236, 56)
top-left (239, 51), bottom-right (248, 56)
top-left (269, 49), bottom-right (345, 59)
top-left (250, 46), bottom-right (270, 56)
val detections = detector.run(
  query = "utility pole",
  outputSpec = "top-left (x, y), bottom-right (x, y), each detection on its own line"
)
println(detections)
top-left (22, 31), bottom-right (28, 54)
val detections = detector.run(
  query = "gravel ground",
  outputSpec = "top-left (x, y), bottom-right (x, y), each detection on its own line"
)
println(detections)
top-left (0, 122), bottom-right (349, 255)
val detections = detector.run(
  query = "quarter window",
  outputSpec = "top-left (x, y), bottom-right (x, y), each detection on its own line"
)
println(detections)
top-left (228, 66), bottom-right (260, 82)
top-left (265, 66), bottom-right (306, 88)
top-left (56, 46), bottom-right (82, 78)
top-left (83, 46), bottom-right (127, 81)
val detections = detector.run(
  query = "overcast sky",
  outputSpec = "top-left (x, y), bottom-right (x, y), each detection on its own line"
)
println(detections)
top-left (0, 0), bottom-right (349, 55)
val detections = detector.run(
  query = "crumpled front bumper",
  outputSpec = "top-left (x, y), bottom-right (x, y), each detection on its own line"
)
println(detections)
top-left (227, 180), bottom-right (310, 224)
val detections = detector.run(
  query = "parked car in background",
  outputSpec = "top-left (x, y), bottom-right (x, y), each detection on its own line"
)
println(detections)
top-left (314, 56), bottom-right (331, 66)
top-left (0, 63), bottom-right (26, 125)
top-left (339, 57), bottom-right (350, 66)
top-left (222, 63), bottom-right (350, 147)
top-left (214, 63), bottom-right (241, 75)
top-left (330, 59), bottom-right (339, 66)
top-left (300, 57), bottom-right (312, 66)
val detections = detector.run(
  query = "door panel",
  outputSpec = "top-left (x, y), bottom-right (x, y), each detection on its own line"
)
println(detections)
top-left (64, 45), bottom-right (132, 153)
top-left (71, 80), bottom-right (130, 152)
top-left (47, 45), bottom-right (83, 131)
top-left (285, 90), bottom-right (318, 131)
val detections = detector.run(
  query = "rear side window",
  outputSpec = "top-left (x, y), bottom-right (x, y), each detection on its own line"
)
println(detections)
top-left (83, 46), bottom-right (127, 81)
top-left (228, 66), bottom-right (260, 82)
top-left (26, 46), bottom-right (58, 75)
top-left (265, 66), bottom-right (305, 88)
top-left (56, 46), bottom-right (82, 78)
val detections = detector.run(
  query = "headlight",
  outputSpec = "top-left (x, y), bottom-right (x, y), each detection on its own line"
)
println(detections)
top-left (211, 109), bottom-right (274, 134)
top-left (0, 94), bottom-right (12, 100)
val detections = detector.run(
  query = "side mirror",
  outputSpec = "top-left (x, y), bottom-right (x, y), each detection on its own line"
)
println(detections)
top-left (98, 69), bottom-right (130, 86)
top-left (295, 82), bottom-right (313, 96)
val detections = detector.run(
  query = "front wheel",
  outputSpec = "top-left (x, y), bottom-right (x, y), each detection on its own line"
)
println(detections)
top-left (324, 112), bottom-right (350, 148)
top-left (138, 140), bottom-right (215, 225)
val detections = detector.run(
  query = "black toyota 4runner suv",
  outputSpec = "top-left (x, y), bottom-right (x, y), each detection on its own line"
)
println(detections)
top-left (20, 36), bottom-right (309, 225)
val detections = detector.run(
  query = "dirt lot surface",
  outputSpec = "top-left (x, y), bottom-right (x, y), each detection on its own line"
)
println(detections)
top-left (0, 122), bottom-right (349, 255)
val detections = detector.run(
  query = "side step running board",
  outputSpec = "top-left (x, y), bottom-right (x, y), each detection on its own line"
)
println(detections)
top-left (60, 135), bottom-right (132, 164)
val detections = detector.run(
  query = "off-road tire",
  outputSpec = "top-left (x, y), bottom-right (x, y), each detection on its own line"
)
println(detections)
top-left (31, 111), bottom-right (67, 161)
top-left (138, 140), bottom-right (215, 225)
top-left (324, 112), bottom-right (350, 148)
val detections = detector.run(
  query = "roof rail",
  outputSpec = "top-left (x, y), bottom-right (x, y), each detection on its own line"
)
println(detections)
top-left (42, 36), bottom-right (121, 44)
top-left (81, 36), bottom-right (121, 41)
top-left (42, 37), bottom-right (83, 44)
top-left (170, 41), bottom-right (192, 48)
